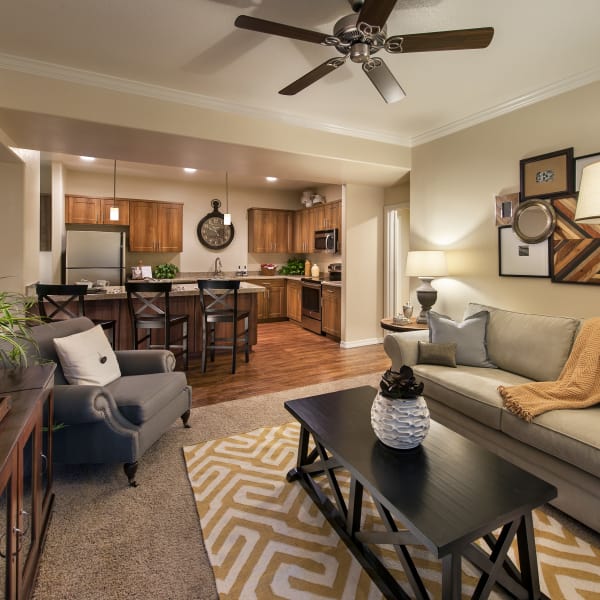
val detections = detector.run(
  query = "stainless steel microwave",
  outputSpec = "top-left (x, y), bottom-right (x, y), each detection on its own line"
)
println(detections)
top-left (314, 229), bottom-right (338, 253)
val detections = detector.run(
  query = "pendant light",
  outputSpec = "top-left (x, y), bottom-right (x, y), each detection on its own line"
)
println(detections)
top-left (109, 160), bottom-right (120, 221)
top-left (223, 171), bottom-right (232, 226)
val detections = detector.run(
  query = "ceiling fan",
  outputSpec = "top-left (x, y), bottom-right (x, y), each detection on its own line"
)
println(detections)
top-left (234, 0), bottom-right (494, 103)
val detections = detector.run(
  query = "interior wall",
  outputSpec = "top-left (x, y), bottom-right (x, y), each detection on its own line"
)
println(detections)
top-left (411, 81), bottom-right (600, 320)
top-left (343, 183), bottom-right (384, 346)
top-left (0, 161), bottom-right (24, 292)
top-left (64, 169), bottom-right (300, 273)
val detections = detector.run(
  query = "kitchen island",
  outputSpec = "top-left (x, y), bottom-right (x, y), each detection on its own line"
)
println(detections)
top-left (39, 280), bottom-right (265, 354)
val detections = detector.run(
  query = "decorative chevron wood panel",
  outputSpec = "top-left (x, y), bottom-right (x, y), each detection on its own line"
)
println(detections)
top-left (552, 196), bottom-right (600, 284)
top-left (184, 423), bottom-right (600, 599)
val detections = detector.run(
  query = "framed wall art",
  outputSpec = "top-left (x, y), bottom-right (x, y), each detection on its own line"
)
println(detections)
top-left (498, 226), bottom-right (551, 277)
top-left (574, 152), bottom-right (600, 191)
top-left (494, 192), bottom-right (519, 226)
top-left (551, 196), bottom-right (600, 285)
top-left (520, 147), bottom-right (574, 200)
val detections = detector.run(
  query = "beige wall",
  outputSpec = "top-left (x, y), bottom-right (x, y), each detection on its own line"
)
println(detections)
top-left (343, 183), bottom-right (385, 346)
top-left (410, 81), bottom-right (600, 320)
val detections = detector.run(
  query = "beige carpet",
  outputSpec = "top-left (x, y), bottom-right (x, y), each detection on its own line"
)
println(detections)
top-left (183, 421), bottom-right (600, 599)
top-left (31, 373), bottom-right (384, 600)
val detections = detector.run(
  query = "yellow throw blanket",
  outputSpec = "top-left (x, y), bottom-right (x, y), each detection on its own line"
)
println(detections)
top-left (498, 317), bottom-right (600, 422)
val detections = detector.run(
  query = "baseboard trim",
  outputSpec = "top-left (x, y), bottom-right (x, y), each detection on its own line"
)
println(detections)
top-left (340, 337), bottom-right (383, 349)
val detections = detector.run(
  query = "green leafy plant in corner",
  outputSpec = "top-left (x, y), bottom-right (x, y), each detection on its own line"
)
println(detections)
top-left (0, 290), bottom-right (42, 368)
top-left (153, 263), bottom-right (179, 279)
top-left (278, 256), bottom-right (306, 275)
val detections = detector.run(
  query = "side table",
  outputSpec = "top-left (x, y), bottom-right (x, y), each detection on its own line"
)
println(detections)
top-left (380, 317), bottom-right (428, 333)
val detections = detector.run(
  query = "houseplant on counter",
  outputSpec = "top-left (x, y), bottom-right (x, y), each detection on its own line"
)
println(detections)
top-left (153, 263), bottom-right (179, 279)
top-left (278, 257), bottom-right (306, 275)
top-left (371, 365), bottom-right (430, 450)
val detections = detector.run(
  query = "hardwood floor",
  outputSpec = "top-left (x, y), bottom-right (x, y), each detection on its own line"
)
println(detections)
top-left (186, 321), bottom-right (390, 408)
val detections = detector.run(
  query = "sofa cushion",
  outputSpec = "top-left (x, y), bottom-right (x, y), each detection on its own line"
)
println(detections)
top-left (414, 364), bottom-right (531, 430)
top-left (53, 324), bottom-right (121, 386)
top-left (106, 371), bottom-right (189, 425)
top-left (501, 406), bottom-right (600, 479)
top-left (464, 303), bottom-right (580, 381)
top-left (417, 341), bottom-right (457, 367)
top-left (428, 310), bottom-right (495, 368)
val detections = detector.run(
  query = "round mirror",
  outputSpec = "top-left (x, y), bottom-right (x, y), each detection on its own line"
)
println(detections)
top-left (512, 199), bottom-right (556, 243)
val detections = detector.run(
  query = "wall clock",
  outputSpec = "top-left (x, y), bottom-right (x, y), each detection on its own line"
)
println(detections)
top-left (197, 199), bottom-right (235, 250)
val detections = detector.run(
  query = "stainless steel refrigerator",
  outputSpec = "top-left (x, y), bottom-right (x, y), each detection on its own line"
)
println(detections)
top-left (64, 230), bottom-right (126, 285)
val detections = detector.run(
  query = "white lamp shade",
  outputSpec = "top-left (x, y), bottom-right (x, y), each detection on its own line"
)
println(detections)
top-left (405, 250), bottom-right (448, 278)
top-left (109, 206), bottom-right (120, 221)
top-left (575, 160), bottom-right (600, 224)
top-left (223, 213), bottom-right (231, 226)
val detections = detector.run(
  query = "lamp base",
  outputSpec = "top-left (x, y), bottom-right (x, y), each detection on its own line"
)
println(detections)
top-left (415, 278), bottom-right (438, 324)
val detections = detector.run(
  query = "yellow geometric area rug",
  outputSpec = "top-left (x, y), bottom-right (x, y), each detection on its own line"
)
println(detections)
top-left (183, 422), bottom-right (600, 599)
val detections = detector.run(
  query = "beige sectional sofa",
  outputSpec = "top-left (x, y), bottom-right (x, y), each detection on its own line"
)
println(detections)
top-left (383, 302), bottom-right (600, 534)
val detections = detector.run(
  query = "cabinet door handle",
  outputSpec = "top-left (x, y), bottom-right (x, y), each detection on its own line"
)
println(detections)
top-left (41, 452), bottom-right (48, 475)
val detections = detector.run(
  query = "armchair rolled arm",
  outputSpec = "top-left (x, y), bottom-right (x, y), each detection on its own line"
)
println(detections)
top-left (53, 384), bottom-right (135, 431)
top-left (383, 330), bottom-right (430, 370)
top-left (115, 350), bottom-right (175, 375)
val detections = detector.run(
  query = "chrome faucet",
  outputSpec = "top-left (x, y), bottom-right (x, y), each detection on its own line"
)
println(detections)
top-left (213, 257), bottom-right (222, 276)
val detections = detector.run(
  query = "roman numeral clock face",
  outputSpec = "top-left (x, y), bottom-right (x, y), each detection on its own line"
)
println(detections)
top-left (197, 200), bottom-right (235, 249)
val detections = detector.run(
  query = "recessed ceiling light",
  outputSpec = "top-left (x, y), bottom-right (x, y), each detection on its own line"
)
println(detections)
top-left (80, 156), bottom-right (95, 162)
top-left (266, 176), bottom-right (278, 182)
top-left (183, 167), bottom-right (197, 173)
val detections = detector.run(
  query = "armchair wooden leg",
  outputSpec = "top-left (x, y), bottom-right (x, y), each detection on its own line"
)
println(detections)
top-left (181, 409), bottom-right (191, 428)
top-left (124, 461), bottom-right (139, 487)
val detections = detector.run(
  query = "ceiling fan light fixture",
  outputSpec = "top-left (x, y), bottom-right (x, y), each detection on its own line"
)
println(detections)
top-left (350, 42), bottom-right (371, 63)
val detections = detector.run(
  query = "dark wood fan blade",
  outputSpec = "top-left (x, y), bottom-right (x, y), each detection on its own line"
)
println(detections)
top-left (362, 59), bottom-right (406, 104)
top-left (234, 15), bottom-right (329, 45)
top-left (385, 27), bottom-right (494, 53)
top-left (357, 0), bottom-right (398, 29)
top-left (279, 58), bottom-right (346, 96)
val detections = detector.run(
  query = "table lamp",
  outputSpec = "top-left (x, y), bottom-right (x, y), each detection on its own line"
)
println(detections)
top-left (405, 250), bottom-right (448, 323)
top-left (575, 161), bottom-right (600, 224)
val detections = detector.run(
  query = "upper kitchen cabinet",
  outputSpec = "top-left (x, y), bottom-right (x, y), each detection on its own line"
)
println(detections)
top-left (312, 200), bottom-right (341, 231)
top-left (65, 195), bottom-right (130, 225)
top-left (129, 200), bottom-right (183, 252)
top-left (248, 208), bottom-right (293, 253)
top-left (292, 208), bottom-right (313, 253)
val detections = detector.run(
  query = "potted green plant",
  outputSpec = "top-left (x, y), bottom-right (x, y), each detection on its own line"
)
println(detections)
top-left (0, 290), bottom-right (41, 368)
top-left (153, 263), bottom-right (179, 279)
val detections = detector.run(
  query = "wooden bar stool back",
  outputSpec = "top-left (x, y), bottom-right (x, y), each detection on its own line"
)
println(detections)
top-left (35, 283), bottom-right (117, 347)
top-left (197, 279), bottom-right (249, 374)
top-left (125, 281), bottom-right (189, 370)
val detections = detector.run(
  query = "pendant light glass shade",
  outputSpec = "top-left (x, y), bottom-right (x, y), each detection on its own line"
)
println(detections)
top-left (109, 159), bottom-right (120, 221)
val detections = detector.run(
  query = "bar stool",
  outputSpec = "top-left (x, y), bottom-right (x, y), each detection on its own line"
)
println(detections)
top-left (197, 279), bottom-right (250, 374)
top-left (35, 283), bottom-right (117, 347)
top-left (125, 281), bottom-right (189, 370)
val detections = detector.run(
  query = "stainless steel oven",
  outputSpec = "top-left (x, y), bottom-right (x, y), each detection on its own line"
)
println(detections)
top-left (301, 278), bottom-right (323, 335)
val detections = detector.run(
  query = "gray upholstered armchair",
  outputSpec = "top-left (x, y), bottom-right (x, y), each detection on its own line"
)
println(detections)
top-left (30, 317), bottom-right (191, 486)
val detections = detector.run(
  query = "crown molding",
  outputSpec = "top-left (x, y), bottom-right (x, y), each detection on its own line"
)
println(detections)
top-left (0, 52), bottom-right (411, 147)
top-left (411, 66), bottom-right (600, 146)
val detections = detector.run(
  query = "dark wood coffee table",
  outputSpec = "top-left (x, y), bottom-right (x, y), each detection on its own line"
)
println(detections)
top-left (284, 386), bottom-right (557, 600)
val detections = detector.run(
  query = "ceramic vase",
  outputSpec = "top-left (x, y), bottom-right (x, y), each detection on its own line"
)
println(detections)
top-left (371, 392), bottom-right (430, 450)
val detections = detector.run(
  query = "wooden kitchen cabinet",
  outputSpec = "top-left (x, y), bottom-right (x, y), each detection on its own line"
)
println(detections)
top-left (65, 195), bottom-right (130, 225)
top-left (0, 365), bottom-right (55, 600)
top-left (248, 209), bottom-right (292, 253)
top-left (321, 284), bottom-right (341, 338)
top-left (254, 278), bottom-right (286, 321)
top-left (311, 200), bottom-right (341, 231)
top-left (291, 208), bottom-right (313, 253)
top-left (129, 200), bottom-right (183, 252)
top-left (286, 279), bottom-right (302, 322)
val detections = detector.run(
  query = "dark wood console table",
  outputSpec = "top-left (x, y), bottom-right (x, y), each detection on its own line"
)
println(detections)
top-left (285, 386), bottom-right (556, 599)
top-left (0, 364), bottom-right (55, 599)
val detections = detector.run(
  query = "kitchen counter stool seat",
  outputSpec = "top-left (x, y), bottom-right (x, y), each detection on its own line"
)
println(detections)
top-left (197, 279), bottom-right (250, 374)
top-left (36, 283), bottom-right (117, 347)
top-left (126, 281), bottom-right (189, 370)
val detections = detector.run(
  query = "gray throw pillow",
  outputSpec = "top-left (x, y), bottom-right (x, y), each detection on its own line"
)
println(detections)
top-left (417, 341), bottom-right (457, 367)
top-left (428, 310), bottom-right (496, 368)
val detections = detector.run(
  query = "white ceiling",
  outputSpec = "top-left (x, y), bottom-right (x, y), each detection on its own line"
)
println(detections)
top-left (2, 0), bottom-right (600, 186)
